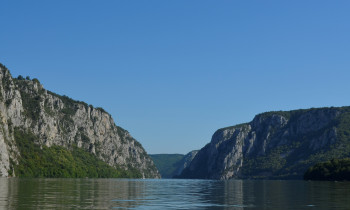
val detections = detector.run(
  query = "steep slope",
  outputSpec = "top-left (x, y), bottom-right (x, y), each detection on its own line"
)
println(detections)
top-left (0, 63), bottom-right (160, 178)
top-left (172, 150), bottom-right (198, 177)
top-left (179, 107), bottom-right (350, 180)
top-left (150, 151), bottom-right (198, 178)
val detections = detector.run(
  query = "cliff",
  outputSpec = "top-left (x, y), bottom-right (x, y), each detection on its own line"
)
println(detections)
top-left (0, 64), bottom-right (160, 178)
top-left (179, 107), bottom-right (350, 180)
top-left (172, 150), bottom-right (198, 177)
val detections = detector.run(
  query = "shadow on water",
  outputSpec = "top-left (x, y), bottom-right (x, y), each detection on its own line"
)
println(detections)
top-left (0, 178), bottom-right (350, 209)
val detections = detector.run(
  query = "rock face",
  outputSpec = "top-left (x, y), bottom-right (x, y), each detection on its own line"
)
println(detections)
top-left (173, 150), bottom-right (198, 177)
top-left (0, 64), bottom-right (160, 178)
top-left (179, 107), bottom-right (350, 180)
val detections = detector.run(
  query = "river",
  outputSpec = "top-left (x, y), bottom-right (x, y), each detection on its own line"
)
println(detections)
top-left (0, 178), bottom-right (349, 209)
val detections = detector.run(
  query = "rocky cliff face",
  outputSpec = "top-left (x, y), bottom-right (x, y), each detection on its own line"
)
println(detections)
top-left (173, 150), bottom-right (198, 177)
top-left (0, 64), bottom-right (160, 178)
top-left (179, 107), bottom-right (350, 180)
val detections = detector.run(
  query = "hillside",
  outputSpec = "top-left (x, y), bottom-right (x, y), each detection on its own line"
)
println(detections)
top-left (179, 107), bottom-right (350, 180)
top-left (150, 151), bottom-right (198, 178)
top-left (0, 63), bottom-right (160, 178)
top-left (149, 154), bottom-right (184, 178)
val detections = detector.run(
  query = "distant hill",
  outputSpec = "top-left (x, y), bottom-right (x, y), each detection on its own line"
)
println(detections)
top-left (149, 154), bottom-right (184, 178)
top-left (150, 151), bottom-right (198, 178)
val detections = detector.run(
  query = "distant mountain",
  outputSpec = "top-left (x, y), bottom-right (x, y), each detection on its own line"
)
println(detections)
top-left (149, 154), bottom-right (184, 178)
top-left (150, 151), bottom-right (198, 178)
top-left (178, 107), bottom-right (350, 180)
top-left (0, 63), bottom-right (160, 178)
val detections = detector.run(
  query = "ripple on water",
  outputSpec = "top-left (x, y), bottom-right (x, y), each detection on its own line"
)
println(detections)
top-left (0, 178), bottom-right (349, 209)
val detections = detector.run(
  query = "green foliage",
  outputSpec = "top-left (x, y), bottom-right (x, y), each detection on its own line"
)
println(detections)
top-left (14, 78), bottom-right (45, 122)
top-left (13, 128), bottom-right (142, 178)
top-left (20, 91), bottom-right (42, 121)
top-left (43, 99), bottom-right (54, 116)
top-left (116, 126), bottom-right (128, 143)
top-left (0, 63), bottom-right (6, 69)
top-left (116, 126), bottom-right (127, 134)
top-left (61, 107), bottom-right (76, 116)
top-left (304, 158), bottom-right (350, 181)
top-left (32, 78), bottom-right (40, 84)
top-left (218, 123), bottom-right (249, 132)
top-left (335, 107), bottom-right (350, 146)
top-left (0, 63), bottom-right (9, 74)
top-left (80, 133), bottom-right (90, 143)
top-left (7, 119), bottom-right (13, 131)
top-left (258, 110), bottom-right (292, 120)
top-left (5, 99), bottom-right (12, 107)
top-left (96, 107), bottom-right (107, 113)
top-left (1, 64), bottom-right (12, 93)
top-left (46, 90), bottom-right (105, 114)
top-left (150, 154), bottom-right (185, 178)
top-left (17, 75), bottom-right (24, 80)
top-left (243, 147), bottom-right (288, 176)
top-left (13, 78), bottom-right (107, 123)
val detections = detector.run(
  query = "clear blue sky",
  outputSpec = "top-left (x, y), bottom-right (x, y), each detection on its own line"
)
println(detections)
top-left (1, 1), bottom-right (350, 154)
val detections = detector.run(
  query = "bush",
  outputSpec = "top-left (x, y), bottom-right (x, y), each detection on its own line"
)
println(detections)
top-left (17, 75), bottom-right (24, 80)
top-left (304, 158), bottom-right (350, 181)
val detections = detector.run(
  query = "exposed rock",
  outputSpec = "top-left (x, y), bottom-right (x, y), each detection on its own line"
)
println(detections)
top-left (179, 107), bottom-right (350, 180)
top-left (173, 150), bottom-right (198, 177)
top-left (0, 64), bottom-right (160, 178)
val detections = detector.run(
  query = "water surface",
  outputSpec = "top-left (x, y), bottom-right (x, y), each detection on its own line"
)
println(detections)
top-left (0, 178), bottom-right (349, 209)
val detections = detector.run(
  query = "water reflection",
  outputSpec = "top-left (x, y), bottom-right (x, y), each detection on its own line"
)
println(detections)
top-left (0, 178), bottom-right (9, 209)
top-left (0, 178), bottom-right (350, 209)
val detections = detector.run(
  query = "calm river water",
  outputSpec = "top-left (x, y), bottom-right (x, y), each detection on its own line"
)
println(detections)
top-left (0, 178), bottom-right (349, 209)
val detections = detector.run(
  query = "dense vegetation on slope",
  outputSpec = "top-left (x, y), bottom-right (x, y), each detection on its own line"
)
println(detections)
top-left (149, 154), bottom-right (184, 178)
top-left (304, 158), bottom-right (350, 181)
top-left (12, 128), bottom-right (142, 178)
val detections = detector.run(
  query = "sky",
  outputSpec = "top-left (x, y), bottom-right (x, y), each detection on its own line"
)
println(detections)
top-left (1, 0), bottom-right (350, 154)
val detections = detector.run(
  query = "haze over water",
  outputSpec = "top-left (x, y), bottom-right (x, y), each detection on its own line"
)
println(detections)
top-left (0, 178), bottom-right (349, 209)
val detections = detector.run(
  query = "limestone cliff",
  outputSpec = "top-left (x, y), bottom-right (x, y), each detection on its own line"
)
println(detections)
top-left (179, 107), bottom-right (350, 180)
top-left (173, 150), bottom-right (198, 177)
top-left (0, 64), bottom-right (160, 178)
